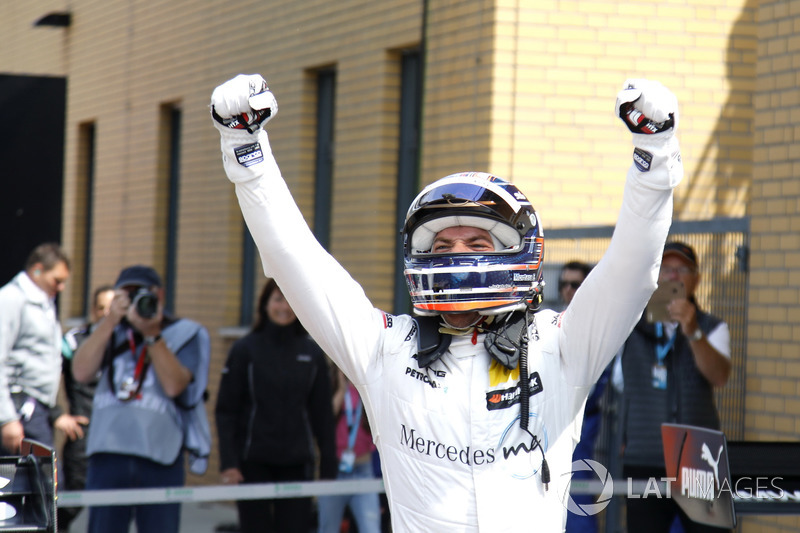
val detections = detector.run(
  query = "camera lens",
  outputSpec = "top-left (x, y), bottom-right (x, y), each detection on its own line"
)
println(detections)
top-left (133, 291), bottom-right (159, 318)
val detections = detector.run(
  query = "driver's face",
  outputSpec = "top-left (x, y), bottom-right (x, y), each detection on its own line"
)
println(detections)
top-left (431, 226), bottom-right (496, 329)
top-left (431, 226), bottom-right (495, 254)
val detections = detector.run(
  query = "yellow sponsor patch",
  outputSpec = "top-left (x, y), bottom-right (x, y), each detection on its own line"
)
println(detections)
top-left (489, 359), bottom-right (520, 387)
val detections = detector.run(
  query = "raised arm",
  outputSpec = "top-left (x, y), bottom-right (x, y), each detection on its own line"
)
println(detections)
top-left (210, 75), bottom-right (384, 384)
top-left (560, 79), bottom-right (684, 385)
top-left (72, 289), bottom-right (129, 383)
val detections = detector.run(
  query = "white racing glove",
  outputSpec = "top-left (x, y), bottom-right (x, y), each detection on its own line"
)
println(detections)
top-left (210, 74), bottom-right (278, 134)
top-left (615, 78), bottom-right (678, 136)
top-left (615, 79), bottom-right (681, 182)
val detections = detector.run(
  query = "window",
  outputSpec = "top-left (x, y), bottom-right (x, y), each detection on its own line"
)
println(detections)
top-left (77, 122), bottom-right (96, 316)
top-left (313, 69), bottom-right (336, 250)
top-left (393, 50), bottom-right (422, 314)
top-left (161, 105), bottom-right (181, 313)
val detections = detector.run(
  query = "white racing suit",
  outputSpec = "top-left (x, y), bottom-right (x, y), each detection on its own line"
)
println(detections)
top-left (217, 126), bottom-right (681, 531)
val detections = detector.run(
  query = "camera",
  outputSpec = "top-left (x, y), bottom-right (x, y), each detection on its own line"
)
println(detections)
top-left (127, 288), bottom-right (159, 319)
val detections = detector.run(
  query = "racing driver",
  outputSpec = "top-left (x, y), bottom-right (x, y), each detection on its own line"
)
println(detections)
top-left (210, 74), bottom-right (682, 532)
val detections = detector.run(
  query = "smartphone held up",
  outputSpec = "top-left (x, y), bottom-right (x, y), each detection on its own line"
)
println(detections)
top-left (646, 280), bottom-right (685, 323)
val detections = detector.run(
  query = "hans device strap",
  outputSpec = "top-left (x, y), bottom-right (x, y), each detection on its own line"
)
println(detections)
top-left (483, 311), bottom-right (527, 371)
top-left (413, 311), bottom-right (529, 371)
top-left (413, 316), bottom-right (451, 369)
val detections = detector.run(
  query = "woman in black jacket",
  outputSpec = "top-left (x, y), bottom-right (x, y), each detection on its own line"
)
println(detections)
top-left (216, 279), bottom-right (337, 533)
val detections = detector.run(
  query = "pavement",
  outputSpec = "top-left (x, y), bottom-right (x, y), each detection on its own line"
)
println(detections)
top-left (65, 501), bottom-right (240, 532)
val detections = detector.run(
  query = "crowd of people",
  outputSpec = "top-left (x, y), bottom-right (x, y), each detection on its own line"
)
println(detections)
top-left (0, 252), bottom-right (213, 533)
top-left (0, 73), bottom-right (733, 533)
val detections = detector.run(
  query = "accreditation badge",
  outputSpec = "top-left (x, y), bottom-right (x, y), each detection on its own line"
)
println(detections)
top-left (652, 363), bottom-right (667, 390)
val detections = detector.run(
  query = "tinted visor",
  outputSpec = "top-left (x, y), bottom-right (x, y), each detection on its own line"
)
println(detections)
top-left (413, 182), bottom-right (519, 222)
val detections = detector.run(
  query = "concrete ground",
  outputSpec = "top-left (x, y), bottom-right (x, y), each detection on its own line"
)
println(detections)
top-left (64, 501), bottom-right (240, 532)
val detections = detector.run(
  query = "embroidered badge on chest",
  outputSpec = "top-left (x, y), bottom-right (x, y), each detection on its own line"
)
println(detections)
top-left (485, 372), bottom-right (543, 411)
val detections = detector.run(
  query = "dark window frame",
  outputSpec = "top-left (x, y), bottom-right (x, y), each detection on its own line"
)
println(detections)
top-left (393, 50), bottom-right (422, 314)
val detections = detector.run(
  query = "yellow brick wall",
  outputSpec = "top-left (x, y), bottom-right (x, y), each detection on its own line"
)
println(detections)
top-left (422, 0), bottom-right (495, 181)
top-left (485, 1), bottom-right (756, 227)
top-left (4, 4), bottom-right (796, 521)
top-left (739, 0), bottom-right (800, 530)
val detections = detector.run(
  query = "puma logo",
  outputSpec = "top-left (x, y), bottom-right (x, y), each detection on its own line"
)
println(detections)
top-left (701, 442), bottom-right (723, 488)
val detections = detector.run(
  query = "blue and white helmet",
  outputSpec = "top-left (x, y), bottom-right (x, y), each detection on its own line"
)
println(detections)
top-left (402, 172), bottom-right (544, 316)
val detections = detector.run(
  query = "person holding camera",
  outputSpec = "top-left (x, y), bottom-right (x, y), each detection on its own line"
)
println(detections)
top-left (618, 242), bottom-right (731, 532)
top-left (73, 265), bottom-right (211, 533)
top-left (215, 278), bottom-right (337, 533)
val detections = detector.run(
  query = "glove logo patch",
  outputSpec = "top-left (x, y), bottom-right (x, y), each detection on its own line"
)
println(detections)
top-left (234, 143), bottom-right (264, 167)
top-left (633, 147), bottom-right (653, 173)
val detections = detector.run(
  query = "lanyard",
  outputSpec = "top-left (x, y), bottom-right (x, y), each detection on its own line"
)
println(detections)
top-left (343, 387), bottom-right (362, 450)
top-left (654, 322), bottom-right (676, 364)
top-left (123, 329), bottom-right (150, 400)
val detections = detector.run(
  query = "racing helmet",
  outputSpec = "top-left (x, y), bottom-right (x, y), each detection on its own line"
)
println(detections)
top-left (402, 172), bottom-right (544, 316)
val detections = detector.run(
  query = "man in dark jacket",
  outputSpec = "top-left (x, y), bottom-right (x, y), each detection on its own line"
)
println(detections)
top-left (620, 242), bottom-right (731, 532)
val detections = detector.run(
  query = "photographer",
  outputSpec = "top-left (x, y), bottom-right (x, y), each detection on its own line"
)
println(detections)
top-left (618, 242), bottom-right (731, 532)
top-left (73, 265), bottom-right (211, 533)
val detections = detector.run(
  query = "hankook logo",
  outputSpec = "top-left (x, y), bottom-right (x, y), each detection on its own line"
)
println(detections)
top-left (486, 373), bottom-right (543, 410)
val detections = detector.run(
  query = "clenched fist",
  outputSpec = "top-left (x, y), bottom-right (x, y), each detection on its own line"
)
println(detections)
top-left (211, 74), bottom-right (278, 134)
top-left (615, 79), bottom-right (678, 136)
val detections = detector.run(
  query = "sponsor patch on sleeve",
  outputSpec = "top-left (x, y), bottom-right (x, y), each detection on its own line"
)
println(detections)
top-left (632, 147), bottom-right (653, 172)
top-left (381, 312), bottom-right (394, 329)
top-left (234, 142), bottom-right (264, 167)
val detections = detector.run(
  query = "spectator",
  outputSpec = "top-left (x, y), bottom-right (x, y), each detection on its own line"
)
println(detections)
top-left (215, 279), bottom-right (337, 533)
top-left (557, 261), bottom-right (592, 312)
top-left (73, 265), bottom-right (211, 533)
top-left (211, 74), bottom-right (682, 530)
top-left (0, 242), bottom-right (75, 454)
top-left (560, 261), bottom-right (608, 533)
top-left (56, 284), bottom-right (114, 531)
top-left (619, 242), bottom-right (731, 533)
top-left (317, 367), bottom-right (381, 533)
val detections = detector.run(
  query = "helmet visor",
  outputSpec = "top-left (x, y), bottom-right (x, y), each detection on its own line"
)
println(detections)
top-left (412, 181), bottom-right (522, 222)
